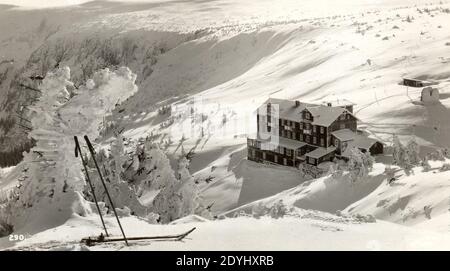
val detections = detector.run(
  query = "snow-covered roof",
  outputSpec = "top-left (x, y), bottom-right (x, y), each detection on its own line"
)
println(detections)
top-left (258, 98), bottom-right (356, 126)
top-left (257, 98), bottom-right (315, 122)
top-left (305, 146), bottom-right (336, 159)
top-left (305, 105), bottom-right (348, 126)
top-left (331, 129), bottom-right (357, 141)
top-left (341, 136), bottom-right (380, 158)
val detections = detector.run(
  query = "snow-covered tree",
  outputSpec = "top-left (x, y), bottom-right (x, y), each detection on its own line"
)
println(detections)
top-left (252, 202), bottom-right (269, 218)
top-left (440, 163), bottom-right (450, 172)
top-left (86, 135), bottom-right (147, 216)
top-left (347, 147), bottom-right (370, 181)
top-left (421, 155), bottom-right (431, 172)
top-left (137, 142), bottom-right (181, 223)
top-left (406, 137), bottom-right (421, 165)
top-left (176, 154), bottom-right (199, 218)
top-left (392, 134), bottom-right (406, 166)
top-left (6, 66), bottom-right (139, 230)
top-left (268, 200), bottom-right (288, 219)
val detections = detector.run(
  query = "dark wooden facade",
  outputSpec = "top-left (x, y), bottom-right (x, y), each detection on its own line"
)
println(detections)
top-left (250, 99), bottom-right (380, 168)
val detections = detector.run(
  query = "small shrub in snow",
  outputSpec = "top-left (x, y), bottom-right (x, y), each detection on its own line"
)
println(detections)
top-left (440, 163), bottom-right (450, 172)
top-left (354, 214), bottom-right (376, 223)
top-left (115, 206), bottom-right (131, 217)
top-left (252, 202), bottom-right (269, 219)
top-left (143, 212), bottom-right (159, 224)
top-left (233, 210), bottom-right (249, 218)
top-left (0, 220), bottom-right (13, 237)
top-left (430, 149), bottom-right (446, 161)
top-left (346, 147), bottom-right (373, 182)
top-left (268, 200), bottom-right (288, 219)
top-left (421, 157), bottom-right (432, 172)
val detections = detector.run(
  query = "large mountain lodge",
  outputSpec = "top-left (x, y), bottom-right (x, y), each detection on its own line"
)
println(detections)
top-left (247, 98), bottom-right (383, 167)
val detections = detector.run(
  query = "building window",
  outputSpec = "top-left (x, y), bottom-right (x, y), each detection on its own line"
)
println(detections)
top-left (300, 134), bottom-right (304, 141)
top-left (267, 126), bottom-right (271, 133)
top-left (263, 152), bottom-right (266, 160)
top-left (340, 123), bottom-right (345, 129)
top-left (292, 132), bottom-right (296, 140)
top-left (251, 149), bottom-right (255, 157)
top-left (320, 138), bottom-right (324, 147)
top-left (274, 155), bottom-right (278, 163)
top-left (283, 158), bottom-right (287, 165)
top-left (340, 114), bottom-right (345, 120)
top-left (305, 112), bottom-right (310, 119)
top-left (313, 136), bottom-right (317, 145)
top-left (320, 126), bottom-right (324, 134)
top-left (300, 122), bottom-right (303, 129)
top-left (268, 116), bottom-right (272, 123)
top-left (313, 125), bottom-right (317, 133)
top-left (286, 149), bottom-right (292, 156)
top-left (346, 114), bottom-right (350, 120)
top-left (306, 135), bottom-right (310, 143)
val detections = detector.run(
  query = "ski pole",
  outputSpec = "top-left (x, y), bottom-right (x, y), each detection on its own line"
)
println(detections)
top-left (74, 136), bottom-right (109, 237)
top-left (83, 135), bottom-right (129, 246)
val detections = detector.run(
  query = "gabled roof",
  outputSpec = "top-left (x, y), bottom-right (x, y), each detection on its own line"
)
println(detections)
top-left (257, 98), bottom-right (315, 122)
top-left (305, 146), bottom-right (336, 159)
top-left (331, 129), bottom-right (356, 141)
top-left (341, 136), bottom-right (380, 158)
top-left (258, 98), bottom-right (357, 126)
top-left (305, 105), bottom-right (349, 126)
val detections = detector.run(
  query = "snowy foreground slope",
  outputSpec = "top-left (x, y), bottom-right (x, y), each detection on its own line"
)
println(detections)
top-left (4, 213), bottom-right (450, 251)
top-left (1, 0), bottom-right (450, 250)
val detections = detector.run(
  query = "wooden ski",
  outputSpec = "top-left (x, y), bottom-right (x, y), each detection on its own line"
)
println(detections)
top-left (81, 227), bottom-right (196, 246)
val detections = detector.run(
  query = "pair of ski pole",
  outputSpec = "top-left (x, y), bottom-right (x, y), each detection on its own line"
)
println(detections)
top-left (74, 135), bottom-right (128, 246)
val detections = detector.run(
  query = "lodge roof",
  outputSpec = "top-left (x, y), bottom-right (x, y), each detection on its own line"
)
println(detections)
top-left (341, 136), bottom-right (380, 158)
top-left (258, 98), bottom-right (356, 127)
top-left (331, 129), bottom-right (356, 141)
top-left (305, 105), bottom-right (348, 126)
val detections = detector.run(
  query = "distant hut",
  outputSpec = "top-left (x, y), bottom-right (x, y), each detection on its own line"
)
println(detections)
top-left (403, 78), bottom-right (431, 88)
top-left (421, 87), bottom-right (439, 104)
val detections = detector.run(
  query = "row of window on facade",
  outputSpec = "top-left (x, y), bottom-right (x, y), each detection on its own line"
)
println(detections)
top-left (249, 148), bottom-right (292, 165)
top-left (280, 130), bottom-right (327, 147)
top-left (248, 140), bottom-right (298, 157)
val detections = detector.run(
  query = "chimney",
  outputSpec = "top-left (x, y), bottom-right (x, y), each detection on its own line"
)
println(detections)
top-left (327, 102), bottom-right (332, 107)
top-left (295, 100), bottom-right (301, 107)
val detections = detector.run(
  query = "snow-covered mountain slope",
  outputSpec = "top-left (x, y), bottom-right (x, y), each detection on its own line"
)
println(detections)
top-left (345, 160), bottom-right (450, 229)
